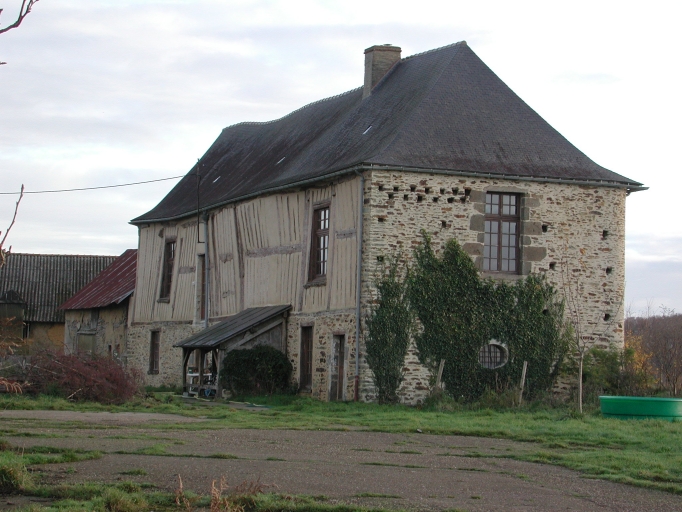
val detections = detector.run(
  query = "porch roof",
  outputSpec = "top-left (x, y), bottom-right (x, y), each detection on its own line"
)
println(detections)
top-left (174, 305), bottom-right (291, 350)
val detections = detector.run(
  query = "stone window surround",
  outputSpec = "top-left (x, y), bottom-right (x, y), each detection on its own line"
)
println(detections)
top-left (464, 187), bottom-right (546, 279)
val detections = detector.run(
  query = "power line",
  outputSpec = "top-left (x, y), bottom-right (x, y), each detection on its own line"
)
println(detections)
top-left (0, 175), bottom-right (184, 195)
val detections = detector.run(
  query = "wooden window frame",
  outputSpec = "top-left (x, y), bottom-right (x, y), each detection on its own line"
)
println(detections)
top-left (149, 331), bottom-right (160, 375)
top-left (159, 239), bottom-right (176, 301)
top-left (308, 203), bottom-right (330, 283)
top-left (483, 193), bottom-right (520, 273)
top-left (300, 326), bottom-right (313, 391)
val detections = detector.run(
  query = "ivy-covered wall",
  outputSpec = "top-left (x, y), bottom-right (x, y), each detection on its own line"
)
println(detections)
top-left (359, 170), bottom-right (626, 404)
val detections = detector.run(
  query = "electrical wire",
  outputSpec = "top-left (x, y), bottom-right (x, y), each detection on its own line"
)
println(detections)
top-left (0, 175), bottom-right (184, 195)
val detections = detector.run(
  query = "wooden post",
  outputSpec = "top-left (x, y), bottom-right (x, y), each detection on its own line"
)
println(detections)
top-left (518, 360), bottom-right (528, 406)
top-left (434, 359), bottom-right (445, 392)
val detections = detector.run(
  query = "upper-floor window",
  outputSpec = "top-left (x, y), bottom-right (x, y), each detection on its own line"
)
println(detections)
top-left (159, 240), bottom-right (176, 300)
top-left (483, 193), bottom-right (519, 273)
top-left (309, 205), bottom-right (330, 281)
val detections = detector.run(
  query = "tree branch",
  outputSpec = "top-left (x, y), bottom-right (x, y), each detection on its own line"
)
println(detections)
top-left (0, 184), bottom-right (24, 267)
top-left (0, 0), bottom-right (39, 35)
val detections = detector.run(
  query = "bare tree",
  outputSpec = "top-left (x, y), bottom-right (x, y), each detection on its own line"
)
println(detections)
top-left (0, 185), bottom-right (24, 268)
top-left (0, 0), bottom-right (41, 64)
top-left (628, 307), bottom-right (682, 396)
top-left (560, 245), bottom-right (622, 413)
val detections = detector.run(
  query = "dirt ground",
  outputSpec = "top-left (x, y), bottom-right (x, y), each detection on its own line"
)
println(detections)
top-left (2, 409), bottom-right (682, 511)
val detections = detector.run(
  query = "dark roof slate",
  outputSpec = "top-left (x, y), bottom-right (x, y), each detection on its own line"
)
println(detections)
top-left (59, 249), bottom-right (137, 310)
top-left (134, 42), bottom-right (642, 224)
top-left (0, 254), bottom-right (117, 323)
top-left (175, 305), bottom-right (291, 349)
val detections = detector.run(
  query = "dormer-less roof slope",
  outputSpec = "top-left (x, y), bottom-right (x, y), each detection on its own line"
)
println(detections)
top-left (0, 254), bottom-right (116, 323)
top-left (59, 249), bottom-right (137, 311)
top-left (133, 42), bottom-right (643, 224)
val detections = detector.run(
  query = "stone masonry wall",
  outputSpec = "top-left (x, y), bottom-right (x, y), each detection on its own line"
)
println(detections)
top-left (286, 309), bottom-right (357, 402)
top-left (126, 322), bottom-right (201, 387)
top-left (358, 169), bottom-right (627, 404)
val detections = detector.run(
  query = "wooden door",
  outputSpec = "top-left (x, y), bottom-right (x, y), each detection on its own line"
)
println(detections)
top-left (330, 335), bottom-right (345, 401)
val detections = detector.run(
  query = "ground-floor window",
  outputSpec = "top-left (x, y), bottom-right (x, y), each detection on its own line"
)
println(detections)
top-left (149, 331), bottom-right (160, 374)
top-left (77, 332), bottom-right (95, 354)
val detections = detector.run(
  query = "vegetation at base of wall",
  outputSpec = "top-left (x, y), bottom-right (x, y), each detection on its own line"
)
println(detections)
top-left (221, 345), bottom-right (293, 395)
top-left (21, 352), bottom-right (141, 405)
top-left (367, 234), bottom-right (569, 402)
top-left (365, 258), bottom-right (414, 403)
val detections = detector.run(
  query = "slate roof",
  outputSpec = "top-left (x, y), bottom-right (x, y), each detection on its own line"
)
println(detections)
top-left (59, 249), bottom-right (137, 311)
top-left (0, 254), bottom-right (117, 323)
top-left (133, 42), bottom-right (643, 224)
top-left (175, 305), bottom-right (291, 349)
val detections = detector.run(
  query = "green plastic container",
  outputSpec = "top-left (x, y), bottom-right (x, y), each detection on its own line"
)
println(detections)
top-left (600, 396), bottom-right (682, 421)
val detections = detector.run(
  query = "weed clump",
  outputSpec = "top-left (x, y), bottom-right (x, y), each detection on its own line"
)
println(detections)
top-left (0, 451), bottom-right (32, 493)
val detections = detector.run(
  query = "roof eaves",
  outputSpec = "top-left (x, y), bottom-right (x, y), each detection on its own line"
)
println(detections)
top-left (131, 161), bottom-right (644, 226)
top-left (130, 163), bottom-right (370, 225)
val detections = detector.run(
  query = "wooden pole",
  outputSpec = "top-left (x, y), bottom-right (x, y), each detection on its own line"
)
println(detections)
top-left (434, 359), bottom-right (445, 393)
top-left (518, 360), bottom-right (528, 406)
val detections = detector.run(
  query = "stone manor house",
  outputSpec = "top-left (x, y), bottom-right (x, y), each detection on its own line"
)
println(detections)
top-left (125, 42), bottom-right (644, 403)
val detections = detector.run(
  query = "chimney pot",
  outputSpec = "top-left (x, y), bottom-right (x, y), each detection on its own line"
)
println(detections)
top-left (363, 44), bottom-right (401, 99)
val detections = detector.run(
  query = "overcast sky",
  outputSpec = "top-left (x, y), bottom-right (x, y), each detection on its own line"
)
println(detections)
top-left (0, 0), bottom-right (680, 315)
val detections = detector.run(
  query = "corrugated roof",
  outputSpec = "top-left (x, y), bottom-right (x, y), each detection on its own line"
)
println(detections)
top-left (0, 254), bottom-right (117, 323)
top-left (175, 305), bottom-right (291, 349)
top-left (133, 41), bottom-right (643, 224)
top-left (59, 249), bottom-right (137, 310)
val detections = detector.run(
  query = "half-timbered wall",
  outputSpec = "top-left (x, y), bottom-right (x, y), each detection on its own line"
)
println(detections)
top-left (128, 176), bottom-right (361, 389)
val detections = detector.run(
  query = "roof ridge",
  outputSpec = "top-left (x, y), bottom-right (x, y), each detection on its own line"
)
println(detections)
top-left (221, 87), bottom-right (362, 132)
top-left (401, 41), bottom-right (467, 62)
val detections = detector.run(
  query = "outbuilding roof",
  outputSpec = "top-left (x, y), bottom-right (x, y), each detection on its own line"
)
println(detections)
top-left (59, 249), bottom-right (137, 310)
top-left (0, 253), bottom-right (116, 323)
top-left (133, 41), bottom-right (643, 224)
top-left (175, 305), bottom-right (291, 350)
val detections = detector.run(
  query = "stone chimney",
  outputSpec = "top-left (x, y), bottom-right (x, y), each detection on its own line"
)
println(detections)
top-left (363, 44), bottom-right (401, 99)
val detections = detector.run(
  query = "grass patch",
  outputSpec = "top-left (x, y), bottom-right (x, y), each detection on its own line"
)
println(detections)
top-left (355, 492), bottom-right (402, 498)
top-left (119, 468), bottom-right (148, 476)
top-left (4, 394), bottom-right (682, 494)
top-left (208, 452), bottom-right (239, 459)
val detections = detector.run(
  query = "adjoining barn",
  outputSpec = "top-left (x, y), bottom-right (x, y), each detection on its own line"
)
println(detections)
top-left (125, 42), bottom-right (645, 403)
top-left (60, 249), bottom-right (137, 359)
top-left (0, 253), bottom-right (116, 355)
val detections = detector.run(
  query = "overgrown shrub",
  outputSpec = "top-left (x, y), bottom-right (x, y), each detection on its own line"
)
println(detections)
top-left (25, 352), bottom-right (141, 404)
top-left (221, 345), bottom-right (292, 395)
top-left (581, 343), bottom-right (657, 404)
top-left (365, 259), bottom-right (414, 403)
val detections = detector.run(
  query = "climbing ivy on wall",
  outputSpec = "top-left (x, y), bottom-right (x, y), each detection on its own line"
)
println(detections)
top-left (365, 259), bottom-right (414, 403)
top-left (366, 233), bottom-right (569, 403)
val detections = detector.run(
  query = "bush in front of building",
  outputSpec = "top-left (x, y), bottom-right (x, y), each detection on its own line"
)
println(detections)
top-left (221, 345), bottom-right (292, 396)
top-left (25, 352), bottom-right (141, 404)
